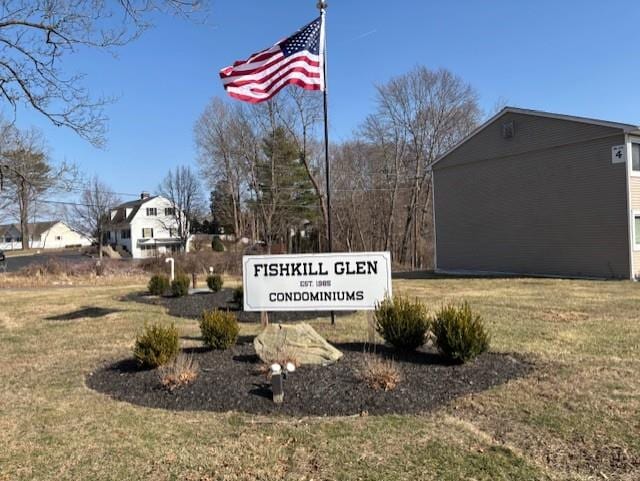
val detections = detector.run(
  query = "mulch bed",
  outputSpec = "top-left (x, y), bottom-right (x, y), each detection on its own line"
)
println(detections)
top-left (86, 340), bottom-right (533, 416)
top-left (129, 288), bottom-right (352, 323)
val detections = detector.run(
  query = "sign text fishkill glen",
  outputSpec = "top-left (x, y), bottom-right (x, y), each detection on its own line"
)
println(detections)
top-left (243, 252), bottom-right (392, 311)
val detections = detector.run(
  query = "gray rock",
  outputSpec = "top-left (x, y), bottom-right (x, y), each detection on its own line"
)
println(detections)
top-left (253, 322), bottom-right (343, 366)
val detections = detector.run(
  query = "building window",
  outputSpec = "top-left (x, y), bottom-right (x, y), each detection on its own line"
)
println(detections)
top-left (146, 207), bottom-right (157, 216)
top-left (169, 228), bottom-right (176, 237)
top-left (632, 144), bottom-right (640, 172)
top-left (142, 228), bottom-right (154, 238)
top-left (121, 229), bottom-right (131, 239)
top-left (165, 207), bottom-right (175, 216)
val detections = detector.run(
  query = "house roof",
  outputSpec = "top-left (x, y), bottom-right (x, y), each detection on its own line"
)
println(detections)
top-left (0, 220), bottom-right (60, 237)
top-left (431, 107), bottom-right (640, 168)
top-left (108, 196), bottom-right (158, 224)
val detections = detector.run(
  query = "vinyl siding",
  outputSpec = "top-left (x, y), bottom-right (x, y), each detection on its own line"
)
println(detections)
top-left (628, 176), bottom-right (640, 277)
top-left (433, 114), bottom-right (629, 279)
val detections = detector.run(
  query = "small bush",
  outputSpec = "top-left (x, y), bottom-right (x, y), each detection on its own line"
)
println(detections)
top-left (158, 354), bottom-right (199, 391)
top-left (133, 322), bottom-right (179, 368)
top-left (148, 274), bottom-right (170, 296)
top-left (206, 274), bottom-right (223, 292)
top-left (432, 302), bottom-right (490, 363)
top-left (232, 285), bottom-right (243, 306)
top-left (200, 309), bottom-right (239, 349)
top-left (212, 236), bottom-right (225, 252)
top-left (171, 273), bottom-right (191, 297)
top-left (359, 354), bottom-right (401, 391)
top-left (374, 296), bottom-right (430, 350)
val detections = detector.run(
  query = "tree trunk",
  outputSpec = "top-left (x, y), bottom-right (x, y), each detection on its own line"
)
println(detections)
top-left (19, 181), bottom-right (29, 250)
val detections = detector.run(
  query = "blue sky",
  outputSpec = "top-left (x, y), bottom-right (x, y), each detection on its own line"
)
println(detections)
top-left (10, 0), bottom-right (640, 201)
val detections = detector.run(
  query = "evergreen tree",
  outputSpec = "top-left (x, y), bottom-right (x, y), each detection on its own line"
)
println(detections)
top-left (249, 127), bottom-right (319, 250)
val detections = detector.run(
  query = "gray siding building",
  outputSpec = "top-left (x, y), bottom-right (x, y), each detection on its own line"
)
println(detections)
top-left (432, 107), bottom-right (640, 279)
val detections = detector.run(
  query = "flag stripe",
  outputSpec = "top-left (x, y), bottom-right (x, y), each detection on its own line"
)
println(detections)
top-left (226, 66), bottom-right (321, 93)
top-left (221, 54), bottom-right (320, 87)
top-left (225, 78), bottom-right (322, 104)
top-left (221, 51), bottom-right (320, 81)
top-left (225, 71), bottom-right (323, 100)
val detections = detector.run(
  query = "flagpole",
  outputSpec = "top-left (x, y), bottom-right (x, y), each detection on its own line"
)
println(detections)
top-left (318, 0), bottom-right (335, 325)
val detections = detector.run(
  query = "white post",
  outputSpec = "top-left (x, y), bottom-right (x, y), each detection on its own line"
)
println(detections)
top-left (165, 257), bottom-right (175, 282)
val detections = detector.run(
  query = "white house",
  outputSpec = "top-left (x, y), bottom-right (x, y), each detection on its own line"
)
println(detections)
top-left (0, 220), bottom-right (93, 251)
top-left (106, 193), bottom-right (186, 259)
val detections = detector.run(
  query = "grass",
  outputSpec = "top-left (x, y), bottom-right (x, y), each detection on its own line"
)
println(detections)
top-left (0, 277), bottom-right (639, 480)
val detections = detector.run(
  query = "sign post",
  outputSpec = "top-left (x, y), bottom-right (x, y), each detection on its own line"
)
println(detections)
top-left (243, 252), bottom-right (392, 312)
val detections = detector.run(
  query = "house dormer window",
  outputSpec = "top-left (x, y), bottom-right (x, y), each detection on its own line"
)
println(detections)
top-left (146, 208), bottom-right (157, 216)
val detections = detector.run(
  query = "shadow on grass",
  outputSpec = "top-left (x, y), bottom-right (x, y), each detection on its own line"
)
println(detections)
top-left (46, 306), bottom-right (122, 321)
top-left (392, 270), bottom-right (524, 280)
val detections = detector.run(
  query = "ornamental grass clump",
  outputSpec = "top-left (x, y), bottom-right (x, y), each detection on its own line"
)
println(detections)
top-left (133, 322), bottom-right (179, 368)
top-left (148, 274), bottom-right (170, 296)
top-left (432, 302), bottom-right (490, 363)
top-left (374, 296), bottom-right (430, 351)
top-left (158, 353), bottom-right (199, 391)
top-left (359, 354), bottom-right (402, 391)
top-left (206, 274), bottom-right (223, 292)
top-left (200, 309), bottom-right (239, 349)
top-left (171, 273), bottom-right (191, 297)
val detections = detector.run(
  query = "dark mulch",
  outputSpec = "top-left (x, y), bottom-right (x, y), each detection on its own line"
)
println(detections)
top-left (127, 288), bottom-right (352, 323)
top-left (86, 341), bottom-right (533, 416)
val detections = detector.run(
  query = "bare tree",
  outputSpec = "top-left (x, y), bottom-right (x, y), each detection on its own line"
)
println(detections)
top-left (372, 67), bottom-right (480, 266)
top-left (157, 165), bottom-right (203, 251)
top-left (195, 98), bottom-right (247, 238)
top-left (1, 127), bottom-right (75, 249)
top-left (0, 0), bottom-right (202, 147)
top-left (71, 176), bottom-right (120, 259)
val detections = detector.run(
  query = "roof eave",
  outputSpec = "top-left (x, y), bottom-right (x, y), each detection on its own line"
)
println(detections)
top-left (431, 106), bottom-right (640, 169)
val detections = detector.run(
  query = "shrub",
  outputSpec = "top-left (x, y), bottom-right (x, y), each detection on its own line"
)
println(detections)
top-left (148, 274), bottom-right (170, 296)
top-left (359, 354), bottom-right (401, 391)
top-left (133, 322), bottom-right (179, 368)
top-left (200, 309), bottom-right (239, 349)
top-left (232, 285), bottom-right (243, 306)
top-left (158, 354), bottom-right (199, 391)
top-left (212, 236), bottom-right (225, 252)
top-left (432, 302), bottom-right (490, 363)
top-left (374, 296), bottom-right (430, 350)
top-left (206, 274), bottom-right (223, 292)
top-left (171, 273), bottom-right (191, 297)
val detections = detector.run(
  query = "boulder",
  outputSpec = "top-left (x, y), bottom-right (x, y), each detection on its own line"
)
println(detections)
top-left (253, 322), bottom-right (343, 366)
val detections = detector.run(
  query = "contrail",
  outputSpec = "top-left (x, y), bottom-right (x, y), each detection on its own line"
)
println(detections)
top-left (354, 29), bottom-right (377, 40)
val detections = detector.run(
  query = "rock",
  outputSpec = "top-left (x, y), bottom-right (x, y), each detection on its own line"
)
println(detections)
top-left (253, 322), bottom-right (343, 366)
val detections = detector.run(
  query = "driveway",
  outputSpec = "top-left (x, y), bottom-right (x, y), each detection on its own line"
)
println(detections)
top-left (1, 251), bottom-right (89, 273)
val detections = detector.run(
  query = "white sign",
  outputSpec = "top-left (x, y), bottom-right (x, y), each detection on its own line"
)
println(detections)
top-left (612, 145), bottom-right (626, 164)
top-left (243, 252), bottom-right (392, 311)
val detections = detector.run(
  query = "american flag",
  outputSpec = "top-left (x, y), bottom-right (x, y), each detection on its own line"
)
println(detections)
top-left (220, 17), bottom-right (325, 103)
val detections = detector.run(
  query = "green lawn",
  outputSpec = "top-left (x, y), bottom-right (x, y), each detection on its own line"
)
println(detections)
top-left (0, 277), bottom-right (638, 480)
